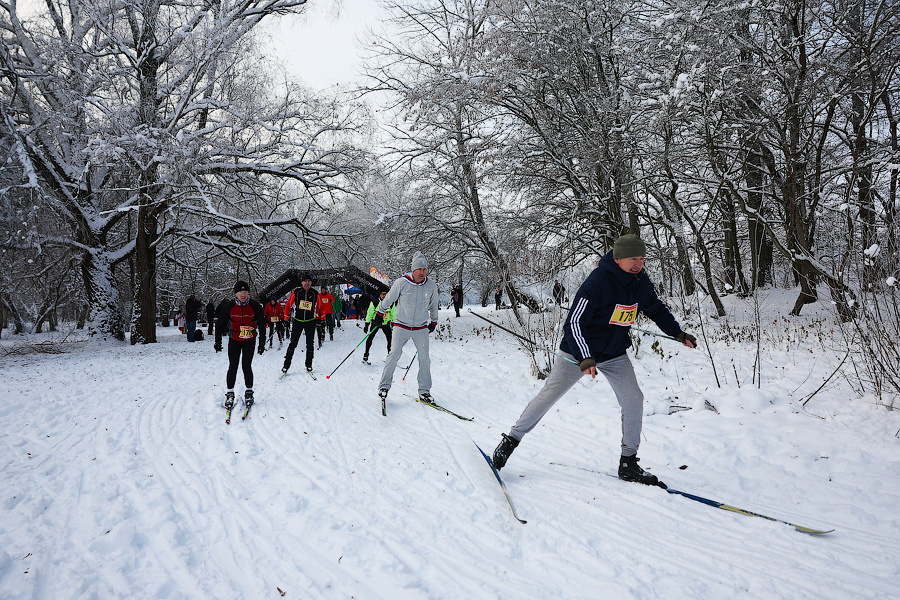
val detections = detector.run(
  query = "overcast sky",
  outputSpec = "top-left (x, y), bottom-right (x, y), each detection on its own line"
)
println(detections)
top-left (263, 0), bottom-right (386, 91)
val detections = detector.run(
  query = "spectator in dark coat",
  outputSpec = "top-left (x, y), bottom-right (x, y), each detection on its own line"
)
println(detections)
top-left (185, 294), bottom-right (203, 342)
top-left (206, 300), bottom-right (216, 335)
top-left (552, 280), bottom-right (566, 305)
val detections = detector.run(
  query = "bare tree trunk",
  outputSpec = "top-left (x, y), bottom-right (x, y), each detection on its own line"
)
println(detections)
top-left (81, 250), bottom-right (125, 340)
top-left (130, 204), bottom-right (158, 344)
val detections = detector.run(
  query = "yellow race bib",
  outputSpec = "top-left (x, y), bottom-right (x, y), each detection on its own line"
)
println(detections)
top-left (239, 325), bottom-right (254, 339)
top-left (609, 303), bottom-right (637, 326)
top-left (299, 300), bottom-right (313, 311)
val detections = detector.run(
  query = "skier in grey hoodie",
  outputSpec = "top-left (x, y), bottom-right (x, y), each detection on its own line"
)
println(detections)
top-left (374, 251), bottom-right (440, 402)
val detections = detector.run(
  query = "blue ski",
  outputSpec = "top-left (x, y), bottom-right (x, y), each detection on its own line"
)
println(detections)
top-left (550, 462), bottom-right (833, 535)
top-left (476, 442), bottom-right (526, 524)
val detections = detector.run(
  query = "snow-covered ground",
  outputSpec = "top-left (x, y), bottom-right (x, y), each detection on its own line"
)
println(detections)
top-left (2, 291), bottom-right (899, 599)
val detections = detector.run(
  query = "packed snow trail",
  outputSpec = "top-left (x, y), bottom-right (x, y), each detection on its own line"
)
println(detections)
top-left (2, 303), bottom-right (900, 599)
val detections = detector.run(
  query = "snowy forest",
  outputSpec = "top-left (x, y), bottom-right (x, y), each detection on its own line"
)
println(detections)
top-left (2, 0), bottom-right (900, 402)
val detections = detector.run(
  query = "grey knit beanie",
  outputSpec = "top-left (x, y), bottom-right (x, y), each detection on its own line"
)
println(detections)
top-left (411, 251), bottom-right (428, 271)
top-left (613, 234), bottom-right (647, 259)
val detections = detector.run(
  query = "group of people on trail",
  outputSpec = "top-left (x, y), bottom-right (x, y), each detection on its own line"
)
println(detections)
top-left (211, 234), bottom-right (697, 488)
top-left (173, 295), bottom-right (218, 340)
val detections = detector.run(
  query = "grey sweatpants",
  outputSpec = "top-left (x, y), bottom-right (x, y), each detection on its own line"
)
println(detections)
top-left (378, 326), bottom-right (432, 395)
top-left (509, 352), bottom-right (644, 456)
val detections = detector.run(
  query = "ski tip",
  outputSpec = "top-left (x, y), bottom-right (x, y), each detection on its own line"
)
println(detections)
top-left (796, 527), bottom-right (835, 535)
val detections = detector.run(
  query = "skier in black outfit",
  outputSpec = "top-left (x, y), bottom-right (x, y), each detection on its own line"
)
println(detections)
top-left (282, 273), bottom-right (319, 374)
top-left (214, 280), bottom-right (266, 411)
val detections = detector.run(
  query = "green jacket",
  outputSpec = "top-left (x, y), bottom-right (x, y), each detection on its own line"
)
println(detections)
top-left (367, 300), bottom-right (395, 323)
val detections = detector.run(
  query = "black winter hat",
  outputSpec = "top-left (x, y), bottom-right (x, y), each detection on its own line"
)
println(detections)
top-left (233, 280), bottom-right (251, 293)
top-left (301, 272), bottom-right (312, 281)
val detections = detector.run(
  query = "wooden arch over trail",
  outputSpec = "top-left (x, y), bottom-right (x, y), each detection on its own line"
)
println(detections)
top-left (260, 265), bottom-right (390, 301)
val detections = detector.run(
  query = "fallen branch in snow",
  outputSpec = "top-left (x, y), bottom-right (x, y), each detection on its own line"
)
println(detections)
top-left (801, 348), bottom-right (851, 406)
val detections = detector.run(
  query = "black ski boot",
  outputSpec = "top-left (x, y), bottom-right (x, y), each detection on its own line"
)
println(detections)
top-left (362, 353), bottom-right (369, 363)
top-left (419, 392), bottom-right (433, 403)
top-left (378, 388), bottom-right (389, 400)
top-left (492, 433), bottom-right (519, 470)
top-left (618, 455), bottom-right (666, 488)
top-left (244, 390), bottom-right (254, 408)
top-left (224, 391), bottom-right (235, 410)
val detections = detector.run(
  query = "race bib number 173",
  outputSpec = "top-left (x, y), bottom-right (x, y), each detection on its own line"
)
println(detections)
top-left (609, 303), bottom-right (638, 326)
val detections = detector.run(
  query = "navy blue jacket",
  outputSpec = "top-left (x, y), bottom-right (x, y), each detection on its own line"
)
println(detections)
top-left (560, 251), bottom-right (683, 363)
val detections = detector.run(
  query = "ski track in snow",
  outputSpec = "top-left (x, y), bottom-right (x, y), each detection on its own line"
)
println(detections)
top-left (2, 306), bottom-right (900, 599)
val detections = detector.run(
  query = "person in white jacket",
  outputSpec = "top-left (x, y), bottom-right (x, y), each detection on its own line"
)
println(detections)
top-left (374, 251), bottom-right (439, 402)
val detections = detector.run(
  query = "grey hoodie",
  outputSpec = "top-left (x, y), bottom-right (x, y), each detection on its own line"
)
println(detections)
top-left (377, 273), bottom-right (439, 330)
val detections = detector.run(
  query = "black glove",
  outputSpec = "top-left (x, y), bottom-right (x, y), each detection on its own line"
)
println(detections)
top-left (428, 322), bottom-right (436, 333)
top-left (214, 342), bottom-right (222, 353)
top-left (579, 357), bottom-right (596, 372)
top-left (676, 332), bottom-right (697, 347)
top-left (257, 345), bottom-right (265, 355)
top-left (372, 314), bottom-right (384, 328)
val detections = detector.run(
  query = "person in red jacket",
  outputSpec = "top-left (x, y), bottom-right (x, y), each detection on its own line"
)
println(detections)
top-left (316, 285), bottom-right (336, 348)
top-left (263, 296), bottom-right (284, 348)
top-left (215, 280), bottom-right (266, 411)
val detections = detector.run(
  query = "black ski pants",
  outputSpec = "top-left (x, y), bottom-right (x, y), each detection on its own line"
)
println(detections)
top-left (266, 320), bottom-right (284, 346)
top-left (227, 338), bottom-right (256, 390)
top-left (283, 319), bottom-right (316, 371)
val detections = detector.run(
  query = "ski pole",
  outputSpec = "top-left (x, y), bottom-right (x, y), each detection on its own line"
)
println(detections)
top-left (632, 327), bottom-right (680, 342)
top-left (325, 328), bottom-right (378, 379)
top-left (467, 309), bottom-right (578, 365)
top-left (401, 351), bottom-right (418, 381)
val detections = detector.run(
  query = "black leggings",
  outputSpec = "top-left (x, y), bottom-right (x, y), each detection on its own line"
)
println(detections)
top-left (364, 324), bottom-right (392, 355)
top-left (227, 338), bottom-right (256, 389)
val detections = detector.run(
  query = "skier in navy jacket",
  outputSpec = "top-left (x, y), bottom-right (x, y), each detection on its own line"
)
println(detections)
top-left (492, 234), bottom-right (697, 488)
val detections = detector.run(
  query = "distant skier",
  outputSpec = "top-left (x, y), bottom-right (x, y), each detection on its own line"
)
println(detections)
top-left (263, 296), bottom-right (284, 348)
top-left (494, 286), bottom-right (503, 310)
top-left (333, 294), bottom-right (343, 329)
top-left (363, 291), bottom-right (395, 363)
top-left (282, 273), bottom-right (319, 374)
top-left (374, 252), bottom-right (439, 403)
top-left (214, 280), bottom-right (266, 412)
top-left (316, 285), bottom-right (336, 347)
top-left (492, 234), bottom-right (697, 488)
